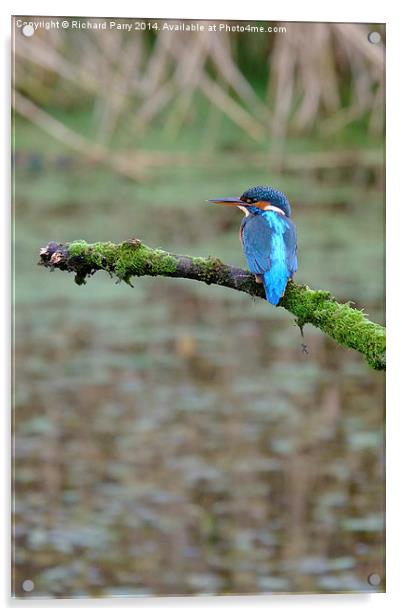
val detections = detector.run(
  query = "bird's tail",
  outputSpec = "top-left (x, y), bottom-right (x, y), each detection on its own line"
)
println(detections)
top-left (262, 267), bottom-right (289, 306)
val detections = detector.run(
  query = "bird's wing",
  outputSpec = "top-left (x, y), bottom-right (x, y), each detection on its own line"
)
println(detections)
top-left (241, 214), bottom-right (273, 274)
top-left (241, 212), bottom-right (298, 276)
top-left (284, 217), bottom-right (298, 276)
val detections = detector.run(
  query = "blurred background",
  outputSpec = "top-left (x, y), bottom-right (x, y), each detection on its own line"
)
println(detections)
top-left (12, 18), bottom-right (385, 597)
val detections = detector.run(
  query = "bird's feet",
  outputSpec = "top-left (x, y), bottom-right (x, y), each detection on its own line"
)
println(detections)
top-left (255, 275), bottom-right (263, 284)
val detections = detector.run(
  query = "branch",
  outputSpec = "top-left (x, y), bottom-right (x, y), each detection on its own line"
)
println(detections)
top-left (38, 239), bottom-right (386, 371)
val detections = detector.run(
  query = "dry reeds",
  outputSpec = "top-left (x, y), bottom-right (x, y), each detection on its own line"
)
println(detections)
top-left (12, 20), bottom-right (384, 178)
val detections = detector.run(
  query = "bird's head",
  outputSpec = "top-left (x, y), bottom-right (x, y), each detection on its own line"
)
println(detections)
top-left (208, 185), bottom-right (291, 218)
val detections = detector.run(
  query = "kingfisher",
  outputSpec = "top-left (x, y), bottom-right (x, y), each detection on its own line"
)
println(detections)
top-left (208, 185), bottom-right (297, 305)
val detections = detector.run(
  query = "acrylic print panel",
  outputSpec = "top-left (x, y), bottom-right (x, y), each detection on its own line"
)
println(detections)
top-left (12, 16), bottom-right (385, 598)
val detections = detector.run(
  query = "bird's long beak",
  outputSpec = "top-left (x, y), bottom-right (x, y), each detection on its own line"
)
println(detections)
top-left (207, 197), bottom-right (245, 206)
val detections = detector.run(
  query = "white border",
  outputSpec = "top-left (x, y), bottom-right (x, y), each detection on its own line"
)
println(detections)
top-left (2, 1), bottom-right (401, 614)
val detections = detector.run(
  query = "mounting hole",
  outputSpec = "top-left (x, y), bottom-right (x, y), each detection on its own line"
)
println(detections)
top-left (21, 24), bottom-right (35, 38)
top-left (22, 24), bottom-right (35, 37)
top-left (22, 579), bottom-right (34, 592)
top-left (368, 31), bottom-right (381, 44)
top-left (367, 572), bottom-right (381, 587)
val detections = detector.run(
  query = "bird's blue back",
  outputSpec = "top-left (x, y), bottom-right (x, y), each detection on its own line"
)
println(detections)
top-left (241, 210), bottom-right (297, 305)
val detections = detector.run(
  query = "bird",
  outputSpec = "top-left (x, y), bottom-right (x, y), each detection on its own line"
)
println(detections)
top-left (208, 185), bottom-right (297, 305)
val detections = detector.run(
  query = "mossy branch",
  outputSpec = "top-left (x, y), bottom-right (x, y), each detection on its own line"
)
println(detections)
top-left (38, 239), bottom-right (386, 371)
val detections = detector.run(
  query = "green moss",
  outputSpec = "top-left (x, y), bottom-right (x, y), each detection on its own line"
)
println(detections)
top-left (148, 249), bottom-right (178, 275)
top-left (112, 243), bottom-right (177, 282)
top-left (69, 240), bottom-right (89, 257)
top-left (90, 242), bottom-right (120, 269)
top-left (282, 281), bottom-right (385, 370)
top-left (68, 240), bottom-right (178, 284)
top-left (69, 240), bottom-right (121, 282)
top-left (193, 256), bottom-right (227, 285)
